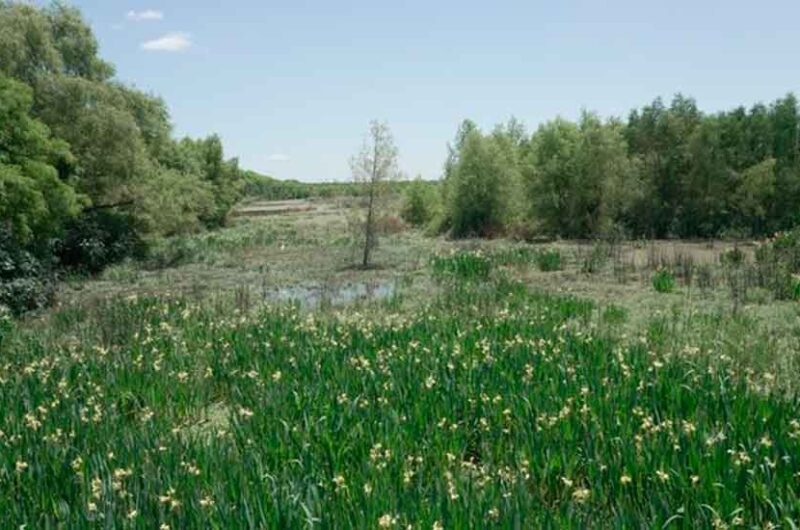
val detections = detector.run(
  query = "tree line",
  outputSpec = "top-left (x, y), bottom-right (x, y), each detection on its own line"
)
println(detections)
top-left (1, 2), bottom-right (242, 312)
top-left (433, 94), bottom-right (800, 240)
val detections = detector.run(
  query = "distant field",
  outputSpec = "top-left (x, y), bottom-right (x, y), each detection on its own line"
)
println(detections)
top-left (230, 199), bottom-right (316, 217)
top-left (4, 197), bottom-right (800, 528)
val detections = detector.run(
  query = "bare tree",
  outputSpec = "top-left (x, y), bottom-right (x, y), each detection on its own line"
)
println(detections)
top-left (350, 120), bottom-right (400, 268)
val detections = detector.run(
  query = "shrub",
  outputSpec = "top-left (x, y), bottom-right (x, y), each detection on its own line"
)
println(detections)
top-left (0, 276), bottom-right (56, 315)
top-left (0, 229), bottom-right (56, 315)
top-left (57, 209), bottom-right (147, 274)
top-left (652, 268), bottom-right (676, 293)
top-left (536, 249), bottom-right (563, 272)
top-left (400, 179), bottom-right (438, 227)
top-left (145, 236), bottom-right (201, 269)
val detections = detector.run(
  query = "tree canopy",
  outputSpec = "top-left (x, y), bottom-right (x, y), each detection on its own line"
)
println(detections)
top-left (441, 94), bottom-right (800, 240)
top-left (0, 1), bottom-right (244, 312)
top-left (0, 1), bottom-right (243, 251)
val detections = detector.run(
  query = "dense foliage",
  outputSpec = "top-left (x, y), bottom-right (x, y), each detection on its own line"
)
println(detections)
top-left (400, 177), bottom-right (439, 227)
top-left (0, 2), bottom-right (242, 312)
top-left (441, 94), bottom-right (800, 240)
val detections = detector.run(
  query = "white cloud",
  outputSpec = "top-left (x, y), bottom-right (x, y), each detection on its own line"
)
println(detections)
top-left (141, 32), bottom-right (192, 52)
top-left (267, 153), bottom-right (291, 162)
top-left (127, 9), bottom-right (164, 21)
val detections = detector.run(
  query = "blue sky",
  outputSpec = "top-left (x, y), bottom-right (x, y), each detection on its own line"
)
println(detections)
top-left (62, 0), bottom-right (800, 182)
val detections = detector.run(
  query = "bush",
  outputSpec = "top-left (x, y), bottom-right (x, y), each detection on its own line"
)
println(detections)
top-left (0, 229), bottom-right (56, 315)
top-left (536, 249), bottom-right (563, 271)
top-left (0, 276), bottom-right (56, 315)
top-left (652, 268), bottom-right (676, 293)
top-left (144, 236), bottom-right (201, 269)
top-left (57, 209), bottom-right (147, 274)
top-left (401, 179), bottom-right (438, 227)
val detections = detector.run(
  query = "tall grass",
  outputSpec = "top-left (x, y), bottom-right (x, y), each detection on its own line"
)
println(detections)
top-left (431, 250), bottom-right (492, 282)
top-left (2, 274), bottom-right (800, 527)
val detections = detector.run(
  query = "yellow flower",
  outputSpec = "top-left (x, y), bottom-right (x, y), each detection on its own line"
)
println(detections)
top-left (333, 474), bottom-right (346, 490)
top-left (200, 495), bottom-right (215, 507)
top-left (378, 513), bottom-right (397, 527)
top-left (620, 474), bottom-right (632, 485)
top-left (655, 469), bottom-right (669, 482)
top-left (572, 488), bottom-right (591, 503)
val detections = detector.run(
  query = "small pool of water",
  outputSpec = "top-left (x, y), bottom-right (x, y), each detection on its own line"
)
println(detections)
top-left (266, 280), bottom-right (397, 308)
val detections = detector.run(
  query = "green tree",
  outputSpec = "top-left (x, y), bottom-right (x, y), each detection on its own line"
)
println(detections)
top-left (46, 2), bottom-right (114, 81)
top-left (679, 118), bottom-right (735, 236)
top-left (445, 125), bottom-right (520, 237)
top-left (401, 177), bottom-right (439, 227)
top-left (139, 168), bottom-right (215, 236)
top-left (0, 74), bottom-right (81, 246)
top-left (167, 135), bottom-right (242, 227)
top-left (731, 158), bottom-right (776, 235)
top-left (33, 75), bottom-right (153, 203)
top-left (625, 95), bottom-right (701, 237)
top-left (768, 94), bottom-right (800, 230)
top-left (0, 3), bottom-right (62, 83)
top-left (0, 2), bottom-right (112, 83)
top-left (527, 113), bottom-right (637, 238)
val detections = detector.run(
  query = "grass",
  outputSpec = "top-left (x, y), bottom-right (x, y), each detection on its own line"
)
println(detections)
top-left (3, 272), bottom-right (800, 528)
top-left (652, 269), bottom-right (676, 293)
top-left (6, 199), bottom-right (800, 527)
top-left (536, 248), bottom-right (563, 272)
top-left (431, 250), bottom-right (492, 282)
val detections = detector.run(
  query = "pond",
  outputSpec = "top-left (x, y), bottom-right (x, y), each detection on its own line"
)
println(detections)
top-left (265, 280), bottom-right (397, 309)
